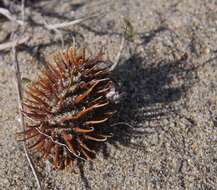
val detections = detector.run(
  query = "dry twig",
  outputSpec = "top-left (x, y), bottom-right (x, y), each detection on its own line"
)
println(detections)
top-left (11, 35), bottom-right (43, 190)
top-left (43, 15), bottom-right (98, 30)
top-left (0, 36), bottom-right (29, 51)
top-left (10, 1), bottom-right (42, 189)
top-left (109, 35), bottom-right (125, 71)
top-left (111, 122), bottom-right (134, 129)
top-left (34, 126), bottom-right (86, 160)
top-left (21, 0), bottom-right (25, 23)
top-left (42, 14), bottom-right (100, 49)
top-left (0, 7), bottom-right (24, 25)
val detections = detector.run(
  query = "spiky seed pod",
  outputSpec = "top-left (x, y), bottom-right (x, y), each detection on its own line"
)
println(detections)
top-left (18, 47), bottom-right (115, 169)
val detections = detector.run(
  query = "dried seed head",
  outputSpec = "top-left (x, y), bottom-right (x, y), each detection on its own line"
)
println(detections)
top-left (18, 47), bottom-right (116, 169)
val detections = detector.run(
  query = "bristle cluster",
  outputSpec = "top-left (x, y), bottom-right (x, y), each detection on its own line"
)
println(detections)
top-left (18, 47), bottom-right (115, 169)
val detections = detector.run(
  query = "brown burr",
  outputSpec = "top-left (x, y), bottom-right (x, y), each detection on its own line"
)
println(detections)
top-left (18, 47), bottom-right (115, 169)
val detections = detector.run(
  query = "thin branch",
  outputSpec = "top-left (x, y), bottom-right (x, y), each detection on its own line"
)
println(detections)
top-left (43, 15), bottom-right (97, 30)
top-left (0, 7), bottom-right (24, 25)
top-left (54, 29), bottom-right (65, 49)
top-left (11, 35), bottom-right (43, 190)
top-left (21, 0), bottom-right (25, 23)
top-left (41, 18), bottom-right (65, 48)
top-left (41, 14), bottom-right (100, 49)
top-left (0, 36), bottom-right (29, 51)
top-left (109, 35), bottom-right (125, 71)
top-left (34, 126), bottom-right (86, 161)
top-left (111, 122), bottom-right (134, 129)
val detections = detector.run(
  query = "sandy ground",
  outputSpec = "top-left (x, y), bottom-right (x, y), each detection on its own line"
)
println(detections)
top-left (0, 0), bottom-right (217, 189)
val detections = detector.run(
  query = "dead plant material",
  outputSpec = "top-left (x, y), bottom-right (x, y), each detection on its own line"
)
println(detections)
top-left (11, 34), bottom-right (42, 190)
top-left (17, 47), bottom-right (116, 169)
